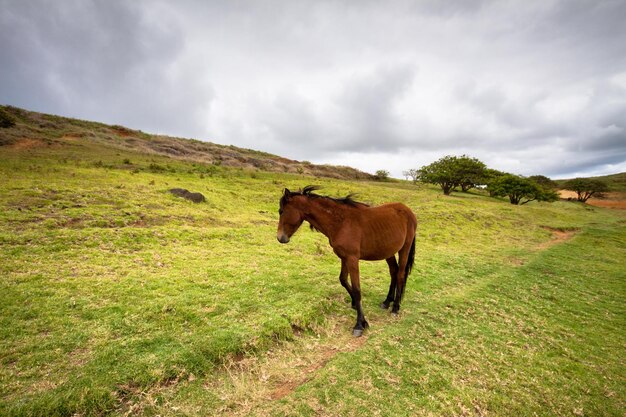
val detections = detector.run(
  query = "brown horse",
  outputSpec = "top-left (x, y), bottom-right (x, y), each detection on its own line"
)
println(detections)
top-left (277, 186), bottom-right (417, 336)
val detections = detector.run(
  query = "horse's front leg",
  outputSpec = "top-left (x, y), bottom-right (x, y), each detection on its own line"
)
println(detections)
top-left (338, 258), bottom-right (356, 309)
top-left (347, 257), bottom-right (368, 337)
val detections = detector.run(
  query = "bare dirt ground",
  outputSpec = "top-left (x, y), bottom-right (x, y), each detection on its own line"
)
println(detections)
top-left (558, 190), bottom-right (626, 209)
top-left (199, 314), bottom-right (372, 417)
top-left (267, 327), bottom-right (368, 401)
top-left (10, 138), bottom-right (45, 149)
top-left (538, 226), bottom-right (579, 250)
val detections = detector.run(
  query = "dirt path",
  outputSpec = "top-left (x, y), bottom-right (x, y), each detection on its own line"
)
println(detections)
top-left (538, 226), bottom-right (579, 249)
top-left (200, 314), bottom-right (380, 417)
top-left (267, 324), bottom-right (368, 401)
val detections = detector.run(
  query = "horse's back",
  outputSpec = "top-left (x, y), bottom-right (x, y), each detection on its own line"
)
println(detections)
top-left (368, 202), bottom-right (416, 228)
top-left (357, 202), bottom-right (416, 260)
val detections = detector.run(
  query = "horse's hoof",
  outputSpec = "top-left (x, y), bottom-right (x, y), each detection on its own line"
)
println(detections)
top-left (352, 328), bottom-right (364, 337)
top-left (391, 310), bottom-right (399, 317)
top-left (380, 302), bottom-right (390, 310)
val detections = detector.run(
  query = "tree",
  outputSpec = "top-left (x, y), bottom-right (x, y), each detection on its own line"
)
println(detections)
top-left (456, 156), bottom-right (487, 192)
top-left (418, 155), bottom-right (486, 195)
top-left (402, 168), bottom-right (419, 183)
top-left (563, 178), bottom-right (609, 203)
top-left (484, 169), bottom-right (508, 196)
top-left (374, 170), bottom-right (390, 181)
top-left (417, 156), bottom-right (458, 195)
top-left (529, 175), bottom-right (560, 202)
top-left (528, 175), bottom-right (557, 189)
top-left (489, 174), bottom-right (559, 205)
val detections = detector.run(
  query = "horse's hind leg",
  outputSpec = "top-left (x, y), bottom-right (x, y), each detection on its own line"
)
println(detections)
top-left (392, 241), bottom-right (412, 315)
top-left (381, 256), bottom-right (398, 309)
top-left (339, 258), bottom-right (355, 309)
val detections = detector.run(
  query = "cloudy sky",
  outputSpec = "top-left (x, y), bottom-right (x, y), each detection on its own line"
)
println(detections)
top-left (2, 0), bottom-right (625, 178)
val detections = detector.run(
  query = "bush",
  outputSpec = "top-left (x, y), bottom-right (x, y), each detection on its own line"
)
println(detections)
top-left (148, 163), bottom-right (167, 172)
top-left (528, 175), bottom-right (557, 189)
top-left (0, 108), bottom-right (16, 128)
top-left (375, 170), bottom-right (390, 181)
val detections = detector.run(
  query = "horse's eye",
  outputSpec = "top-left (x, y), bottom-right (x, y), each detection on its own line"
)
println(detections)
top-left (279, 209), bottom-right (283, 215)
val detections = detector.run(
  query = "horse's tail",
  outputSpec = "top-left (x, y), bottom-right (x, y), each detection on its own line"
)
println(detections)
top-left (405, 236), bottom-right (416, 279)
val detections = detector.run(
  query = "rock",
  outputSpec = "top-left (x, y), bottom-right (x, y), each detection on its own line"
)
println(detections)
top-left (169, 188), bottom-right (206, 203)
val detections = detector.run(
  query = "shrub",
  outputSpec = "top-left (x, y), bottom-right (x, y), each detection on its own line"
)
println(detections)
top-left (375, 170), bottom-right (390, 181)
top-left (0, 108), bottom-right (16, 128)
top-left (148, 163), bottom-right (167, 172)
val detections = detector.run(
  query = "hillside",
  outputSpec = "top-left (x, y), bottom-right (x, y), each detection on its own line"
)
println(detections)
top-left (0, 105), bottom-right (372, 180)
top-left (556, 172), bottom-right (626, 193)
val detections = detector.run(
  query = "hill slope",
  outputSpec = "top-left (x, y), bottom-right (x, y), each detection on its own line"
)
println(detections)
top-left (0, 105), bottom-right (372, 180)
top-left (556, 172), bottom-right (626, 193)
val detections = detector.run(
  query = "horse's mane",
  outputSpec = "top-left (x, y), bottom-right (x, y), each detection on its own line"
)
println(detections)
top-left (287, 185), bottom-right (369, 208)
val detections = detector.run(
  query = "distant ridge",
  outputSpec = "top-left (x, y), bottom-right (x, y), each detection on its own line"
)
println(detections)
top-left (0, 105), bottom-right (373, 180)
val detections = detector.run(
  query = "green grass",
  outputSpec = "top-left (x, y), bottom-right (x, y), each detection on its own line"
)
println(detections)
top-left (596, 172), bottom-right (626, 192)
top-left (251, 223), bottom-right (625, 417)
top-left (1, 137), bottom-right (624, 416)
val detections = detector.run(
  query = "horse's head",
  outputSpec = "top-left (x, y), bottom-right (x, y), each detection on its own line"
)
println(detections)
top-left (277, 188), bottom-right (305, 244)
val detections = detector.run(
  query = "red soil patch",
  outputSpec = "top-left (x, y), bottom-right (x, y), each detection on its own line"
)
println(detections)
top-left (112, 126), bottom-right (134, 137)
top-left (11, 138), bottom-right (45, 149)
top-left (539, 226), bottom-right (579, 249)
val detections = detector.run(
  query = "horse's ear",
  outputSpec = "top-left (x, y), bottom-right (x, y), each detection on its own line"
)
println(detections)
top-left (283, 188), bottom-right (291, 198)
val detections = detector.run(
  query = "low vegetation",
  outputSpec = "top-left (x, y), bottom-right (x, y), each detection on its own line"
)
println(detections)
top-left (374, 169), bottom-right (390, 181)
top-left (0, 107), bottom-right (624, 416)
top-left (0, 107), bottom-right (16, 128)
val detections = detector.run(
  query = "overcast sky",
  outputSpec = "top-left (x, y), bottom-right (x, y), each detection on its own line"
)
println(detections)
top-left (2, 0), bottom-right (625, 178)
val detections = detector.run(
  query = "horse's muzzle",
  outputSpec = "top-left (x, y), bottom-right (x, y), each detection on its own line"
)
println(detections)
top-left (277, 234), bottom-right (290, 244)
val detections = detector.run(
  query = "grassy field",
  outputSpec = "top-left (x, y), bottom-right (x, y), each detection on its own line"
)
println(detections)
top-left (1, 133), bottom-right (625, 416)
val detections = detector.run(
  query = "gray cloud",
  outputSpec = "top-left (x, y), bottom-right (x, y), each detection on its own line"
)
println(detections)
top-left (1, 0), bottom-right (625, 178)
top-left (332, 63), bottom-right (417, 152)
top-left (0, 0), bottom-right (213, 137)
